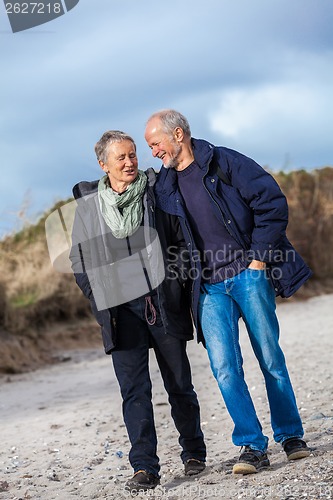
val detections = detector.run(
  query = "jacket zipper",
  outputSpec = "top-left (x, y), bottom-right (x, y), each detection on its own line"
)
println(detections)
top-left (182, 219), bottom-right (198, 304)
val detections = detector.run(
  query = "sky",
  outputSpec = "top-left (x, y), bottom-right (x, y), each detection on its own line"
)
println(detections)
top-left (1, 0), bottom-right (333, 237)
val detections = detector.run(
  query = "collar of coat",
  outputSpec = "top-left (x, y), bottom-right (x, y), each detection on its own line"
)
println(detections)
top-left (154, 138), bottom-right (214, 216)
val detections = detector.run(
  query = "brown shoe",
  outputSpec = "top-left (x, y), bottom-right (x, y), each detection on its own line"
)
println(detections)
top-left (125, 470), bottom-right (160, 492)
top-left (184, 458), bottom-right (206, 476)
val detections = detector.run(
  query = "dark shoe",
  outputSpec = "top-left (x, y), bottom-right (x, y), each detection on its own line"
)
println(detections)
top-left (283, 438), bottom-right (311, 460)
top-left (184, 458), bottom-right (206, 476)
top-left (125, 470), bottom-right (160, 492)
top-left (233, 446), bottom-right (270, 474)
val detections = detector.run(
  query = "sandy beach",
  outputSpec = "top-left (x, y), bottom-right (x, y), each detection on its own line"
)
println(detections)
top-left (1, 294), bottom-right (332, 500)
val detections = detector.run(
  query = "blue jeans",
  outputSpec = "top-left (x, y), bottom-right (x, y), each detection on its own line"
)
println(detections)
top-left (199, 269), bottom-right (304, 452)
top-left (111, 295), bottom-right (206, 477)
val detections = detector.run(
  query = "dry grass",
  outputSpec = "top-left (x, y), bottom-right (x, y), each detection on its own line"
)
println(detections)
top-left (0, 201), bottom-right (90, 337)
top-left (275, 167), bottom-right (333, 287)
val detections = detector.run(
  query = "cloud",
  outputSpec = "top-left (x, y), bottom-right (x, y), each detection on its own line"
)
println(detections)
top-left (0, 0), bottom-right (332, 235)
top-left (210, 82), bottom-right (328, 138)
top-left (208, 50), bottom-right (333, 169)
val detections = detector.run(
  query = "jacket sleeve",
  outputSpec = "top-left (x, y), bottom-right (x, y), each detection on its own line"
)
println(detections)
top-left (69, 200), bottom-right (93, 299)
top-left (155, 208), bottom-right (190, 282)
top-left (222, 148), bottom-right (289, 262)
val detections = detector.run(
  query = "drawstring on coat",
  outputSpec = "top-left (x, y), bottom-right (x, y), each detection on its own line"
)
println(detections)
top-left (145, 296), bottom-right (157, 326)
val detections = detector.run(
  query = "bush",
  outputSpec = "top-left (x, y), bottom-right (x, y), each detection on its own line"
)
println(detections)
top-left (275, 167), bottom-right (333, 284)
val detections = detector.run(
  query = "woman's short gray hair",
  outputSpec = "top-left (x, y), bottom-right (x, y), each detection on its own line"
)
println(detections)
top-left (95, 130), bottom-right (136, 164)
top-left (148, 109), bottom-right (191, 138)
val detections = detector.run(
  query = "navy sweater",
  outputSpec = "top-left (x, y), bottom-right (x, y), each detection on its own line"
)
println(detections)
top-left (177, 161), bottom-right (247, 283)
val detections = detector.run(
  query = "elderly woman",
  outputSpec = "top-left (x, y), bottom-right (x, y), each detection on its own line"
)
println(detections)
top-left (69, 130), bottom-right (206, 493)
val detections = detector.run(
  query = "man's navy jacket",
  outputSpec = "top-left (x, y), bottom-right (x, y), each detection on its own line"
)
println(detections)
top-left (154, 138), bottom-right (312, 341)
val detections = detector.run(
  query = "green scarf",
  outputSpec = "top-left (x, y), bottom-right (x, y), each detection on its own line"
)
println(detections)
top-left (98, 170), bottom-right (147, 239)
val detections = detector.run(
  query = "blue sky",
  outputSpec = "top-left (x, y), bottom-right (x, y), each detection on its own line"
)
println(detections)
top-left (1, 0), bottom-right (333, 236)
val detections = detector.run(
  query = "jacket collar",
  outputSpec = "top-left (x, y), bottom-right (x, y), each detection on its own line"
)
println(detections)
top-left (73, 180), bottom-right (99, 200)
top-left (155, 137), bottom-right (214, 193)
top-left (154, 138), bottom-right (215, 216)
top-left (191, 137), bottom-right (215, 170)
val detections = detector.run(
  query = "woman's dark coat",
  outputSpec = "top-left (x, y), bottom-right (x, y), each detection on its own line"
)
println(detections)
top-left (69, 169), bottom-right (193, 354)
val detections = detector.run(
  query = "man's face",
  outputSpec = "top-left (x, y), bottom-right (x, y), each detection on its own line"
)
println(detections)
top-left (100, 140), bottom-right (138, 189)
top-left (145, 118), bottom-right (182, 169)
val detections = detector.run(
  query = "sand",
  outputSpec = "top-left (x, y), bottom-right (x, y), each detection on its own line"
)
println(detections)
top-left (1, 294), bottom-right (332, 499)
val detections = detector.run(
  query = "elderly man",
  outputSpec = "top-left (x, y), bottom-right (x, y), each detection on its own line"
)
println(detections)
top-left (145, 110), bottom-right (311, 475)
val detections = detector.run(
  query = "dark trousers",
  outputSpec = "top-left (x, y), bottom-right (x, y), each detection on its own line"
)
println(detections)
top-left (111, 296), bottom-right (206, 477)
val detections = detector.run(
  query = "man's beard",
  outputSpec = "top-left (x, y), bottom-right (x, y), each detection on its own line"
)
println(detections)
top-left (164, 143), bottom-right (182, 169)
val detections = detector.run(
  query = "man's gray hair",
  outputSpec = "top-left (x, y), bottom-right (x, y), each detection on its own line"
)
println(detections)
top-left (95, 130), bottom-right (136, 164)
top-left (148, 109), bottom-right (191, 138)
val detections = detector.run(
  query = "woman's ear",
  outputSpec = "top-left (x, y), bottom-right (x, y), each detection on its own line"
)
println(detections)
top-left (98, 160), bottom-right (109, 173)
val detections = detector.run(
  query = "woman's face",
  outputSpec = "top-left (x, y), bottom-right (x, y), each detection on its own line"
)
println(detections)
top-left (100, 140), bottom-right (139, 191)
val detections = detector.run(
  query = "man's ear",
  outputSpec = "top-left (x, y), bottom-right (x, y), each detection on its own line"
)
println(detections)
top-left (174, 127), bottom-right (184, 142)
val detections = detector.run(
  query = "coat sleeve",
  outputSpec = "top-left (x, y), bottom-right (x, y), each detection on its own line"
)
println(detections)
top-left (69, 200), bottom-right (93, 299)
top-left (155, 208), bottom-right (190, 282)
top-left (222, 148), bottom-right (289, 262)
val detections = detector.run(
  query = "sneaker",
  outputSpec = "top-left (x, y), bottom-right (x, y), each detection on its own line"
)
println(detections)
top-left (125, 470), bottom-right (160, 492)
top-left (233, 446), bottom-right (270, 474)
top-left (283, 438), bottom-right (311, 460)
top-left (184, 458), bottom-right (206, 476)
